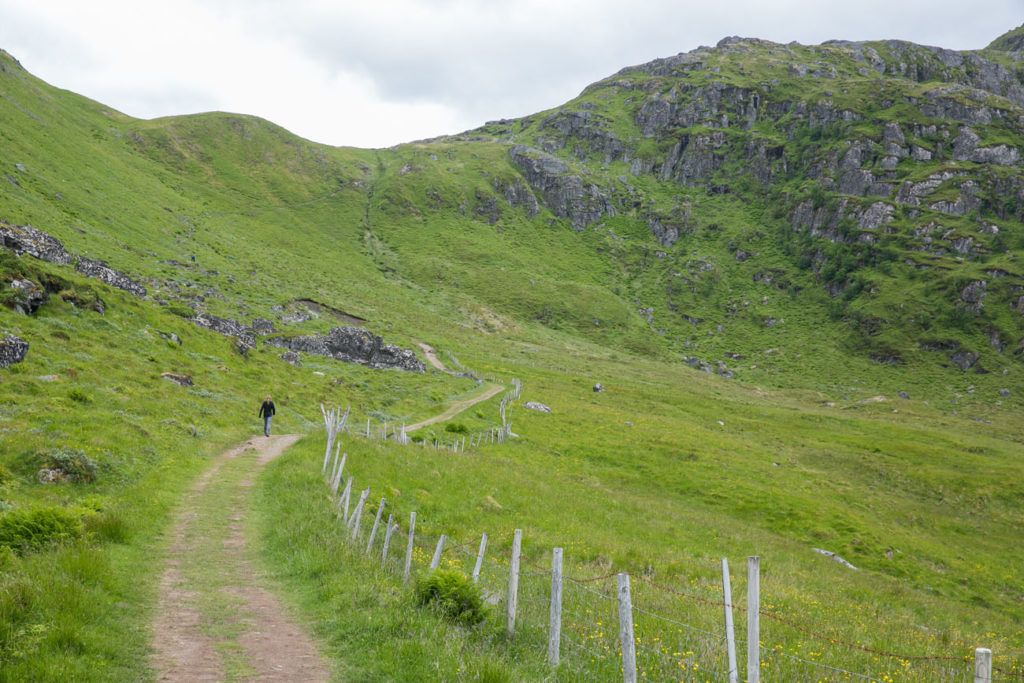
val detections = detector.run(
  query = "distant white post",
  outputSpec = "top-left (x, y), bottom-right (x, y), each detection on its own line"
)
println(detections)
top-left (722, 559), bottom-right (738, 683)
top-left (617, 573), bottom-right (636, 683)
top-left (506, 529), bottom-right (522, 636)
top-left (403, 512), bottom-right (416, 583)
top-left (548, 547), bottom-right (563, 667)
top-left (366, 497), bottom-right (386, 553)
top-left (338, 479), bottom-right (353, 521)
top-left (331, 451), bottom-right (346, 495)
top-left (472, 532), bottom-right (488, 583)
top-left (430, 534), bottom-right (446, 570)
top-left (974, 648), bottom-right (992, 683)
top-left (747, 556), bottom-right (760, 683)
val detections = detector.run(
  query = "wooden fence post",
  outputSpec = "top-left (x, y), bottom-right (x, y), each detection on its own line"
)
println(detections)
top-left (506, 529), bottom-right (522, 636)
top-left (404, 512), bottom-right (416, 583)
top-left (349, 488), bottom-right (370, 540)
top-left (338, 479), bottom-right (352, 521)
top-left (472, 533), bottom-right (488, 583)
top-left (974, 648), bottom-right (992, 683)
top-left (381, 514), bottom-right (395, 567)
top-left (331, 451), bottom-right (346, 495)
top-left (747, 556), bottom-right (760, 683)
top-left (722, 558), bottom-right (738, 683)
top-left (430, 535), bottom-right (447, 570)
top-left (617, 573), bottom-right (637, 683)
top-left (548, 547), bottom-right (563, 667)
top-left (366, 497), bottom-right (386, 553)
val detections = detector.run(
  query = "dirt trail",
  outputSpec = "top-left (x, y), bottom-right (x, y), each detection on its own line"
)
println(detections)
top-left (405, 383), bottom-right (504, 432)
top-left (417, 342), bottom-right (447, 372)
top-left (151, 434), bottom-right (330, 682)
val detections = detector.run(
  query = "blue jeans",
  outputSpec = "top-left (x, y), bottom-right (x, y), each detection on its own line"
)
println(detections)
top-left (263, 415), bottom-right (272, 436)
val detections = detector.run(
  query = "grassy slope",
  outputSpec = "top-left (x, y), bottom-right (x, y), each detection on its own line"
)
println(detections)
top-left (0, 40), bottom-right (1022, 681)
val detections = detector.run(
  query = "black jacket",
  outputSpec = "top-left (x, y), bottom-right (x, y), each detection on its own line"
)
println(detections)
top-left (259, 400), bottom-right (276, 418)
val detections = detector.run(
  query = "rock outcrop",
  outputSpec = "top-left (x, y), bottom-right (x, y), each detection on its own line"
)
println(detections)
top-left (268, 327), bottom-right (424, 372)
top-left (75, 257), bottom-right (147, 297)
top-left (509, 145), bottom-right (614, 231)
top-left (0, 334), bottom-right (28, 367)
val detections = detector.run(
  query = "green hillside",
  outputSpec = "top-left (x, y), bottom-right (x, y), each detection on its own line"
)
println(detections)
top-left (0, 25), bottom-right (1023, 681)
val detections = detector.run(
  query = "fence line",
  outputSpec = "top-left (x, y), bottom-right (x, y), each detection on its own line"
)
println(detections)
top-left (315, 409), bottom-right (1006, 682)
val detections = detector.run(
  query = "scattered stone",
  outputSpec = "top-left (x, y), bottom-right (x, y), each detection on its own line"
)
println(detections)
top-left (0, 335), bottom-right (29, 368)
top-left (268, 327), bottom-right (424, 372)
top-left (280, 351), bottom-right (301, 366)
top-left (524, 401), bottom-right (552, 413)
top-left (14, 163), bottom-right (26, 173)
top-left (192, 313), bottom-right (256, 352)
top-left (160, 372), bottom-right (193, 386)
top-left (593, 383), bottom-right (604, 393)
top-left (251, 318), bottom-right (275, 335)
top-left (813, 547), bottom-right (858, 570)
top-left (158, 331), bottom-right (182, 345)
top-left (999, 388), bottom-right (1011, 397)
top-left (37, 374), bottom-right (60, 382)
top-left (898, 391), bottom-right (910, 399)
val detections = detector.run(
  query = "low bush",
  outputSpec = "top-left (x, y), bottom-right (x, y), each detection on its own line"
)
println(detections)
top-left (415, 568), bottom-right (486, 626)
top-left (444, 422), bottom-right (469, 434)
top-left (42, 448), bottom-right (98, 483)
top-left (0, 507), bottom-right (83, 554)
top-left (83, 510), bottom-right (130, 544)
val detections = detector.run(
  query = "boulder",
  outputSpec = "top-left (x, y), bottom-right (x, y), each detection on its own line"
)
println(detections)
top-left (9, 278), bottom-right (47, 314)
top-left (593, 383), bottom-right (604, 392)
top-left (999, 388), bottom-right (1011, 397)
top-left (0, 335), bottom-right (28, 368)
top-left (949, 350), bottom-right (979, 371)
top-left (192, 313), bottom-right (256, 352)
top-left (280, 351), bottom-right (301, 366)
top-left (524, 401), bottom-right (552, 413)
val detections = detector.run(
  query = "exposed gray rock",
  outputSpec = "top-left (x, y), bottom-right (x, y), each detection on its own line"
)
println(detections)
top-left (0, 334), bottom-right (28, 367)
top-left (660, 131), bottom-right (727, 185)
top-left (949, 350), bottom-right (979, 371)
top-left (953, 126), bottom-right (1020, 165)
top-left (251, 318), bottom-right (275, 335)
top-left (191, 313), bottom-right (256, 352)
top-left (524, 401), bottom-right (552, 413)
top-left (898, 391), bottom-right (910, 399)
top-left (75, 257), bottom-right (147, 297)
top-left (494, 178), bottom-right (540, 217)
top-left (9, 278), bottom-right (47, 314)
top-left (910, 145), bottom-right (933, 162)
top-left (960, 280), bottom-right (987, 312)
top-left (160, 372), bottom-right (193, 386)
top-left (268, 327), bottom-right (424, 372)
top-left (280, 350), bottom-right (301, 366)
top-left (813, 547), bottom-right (858, 571)
top-left (593, 383), bottom-right (604, 392)
top-left (508, 145), bottom-right (614, 231)
top-left (999, 388), bottom-right (1011, 397)
top-left (0, 222), bottom-right (72, 264)
top-left (158, 330), bottom-right (182, 345)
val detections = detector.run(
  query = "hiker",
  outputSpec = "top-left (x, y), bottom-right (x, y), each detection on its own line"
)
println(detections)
top-left (259, 395), bottom-right (276, 437)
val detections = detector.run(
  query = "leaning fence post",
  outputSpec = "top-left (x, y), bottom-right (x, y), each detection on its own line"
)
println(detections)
top-left (974, 648), bottom-right (992, 683)
top-left (618, 573), bottom-right (637, 683)
top-left (747, 556), bottom-right (760, 683)
top-left (366, 497), bottom-right (386, 553)
top-left (331, 451), bottom-right (346, 495)
top-left (506, 529), bottom-right (522, 636)
top-left (548, 547), bottom-right (563, 667)
top-left (722, 558), bottom-right (739, 683)
top-left (472, 532), bottom-right (488, 583)
top-left (403, 512), bottom-right (416, 583)
top-left (381, 514), bottom-right (395, 567)
top-left (338, 478), bottom-right (353, 521)
top-left (430, 534), bottom-right (447, 570)
top-left (349, 488), bottom-right (370, 540)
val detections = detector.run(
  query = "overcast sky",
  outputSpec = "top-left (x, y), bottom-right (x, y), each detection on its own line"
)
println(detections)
top-left (0, 1), bottom-right (1020, 148)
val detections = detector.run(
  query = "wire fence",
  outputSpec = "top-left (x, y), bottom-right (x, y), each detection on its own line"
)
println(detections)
top-left (316, 410), bottom-right (1018, 682)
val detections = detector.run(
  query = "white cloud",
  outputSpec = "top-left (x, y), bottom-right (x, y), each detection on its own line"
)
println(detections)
top-left (0, 0), bottom-right (1019, 147)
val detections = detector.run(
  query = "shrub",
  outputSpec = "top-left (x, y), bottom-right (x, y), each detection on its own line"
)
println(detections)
top-left (0, 507), bottom-right (83, 554)
top-left (67, 389), bottom-right (91, 404)
top-left (444, 422), bottom-right (469, 434)
top-left (415, 568), bottom-right (486, 626)
top-left (43, 448), bottom-right (98, 483)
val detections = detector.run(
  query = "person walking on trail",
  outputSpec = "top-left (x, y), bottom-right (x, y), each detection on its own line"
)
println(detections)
top-left (259, 395), bottom-right (276, 437)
